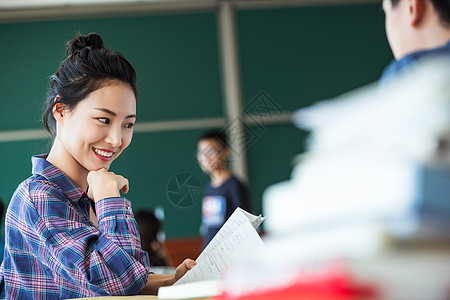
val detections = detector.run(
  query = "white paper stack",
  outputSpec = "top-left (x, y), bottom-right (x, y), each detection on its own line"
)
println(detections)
top-left (264, 57), bottom-right (450, 240)
top-left (220, 57), bottom-right (450, 300)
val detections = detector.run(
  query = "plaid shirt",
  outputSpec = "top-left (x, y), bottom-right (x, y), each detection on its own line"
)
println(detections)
top-left (0, 155), bottom-right (150, 299)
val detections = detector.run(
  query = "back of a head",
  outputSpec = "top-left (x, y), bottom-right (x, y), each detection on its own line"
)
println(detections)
top-left (43, 32), bottom-right (138, 135)
top-left (430, 0), bottom-right (450, 27)
top-left (390, 0), bottom-right (450, 27)
top-left (135, 210), bottom-right (161, 245)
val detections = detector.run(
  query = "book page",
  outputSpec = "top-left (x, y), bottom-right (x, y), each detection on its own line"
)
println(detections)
top-left (196, 207), bottom-right (264, 263)
top-left (241, 208), bottom-right (266, 229)
top-left (158, 280), bottom-right (222, 300)
top-left (175, 220), bottom-right (265, 285)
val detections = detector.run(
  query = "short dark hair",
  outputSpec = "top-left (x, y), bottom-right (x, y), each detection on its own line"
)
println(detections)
top-left (390, 0), bottom-right (450, 26)
top-left (43, 32), bottom-right (138, 135)
top-left (198, 130), bottom-right (229, 149)
top-left (135, 210), bottom-right (161, 251)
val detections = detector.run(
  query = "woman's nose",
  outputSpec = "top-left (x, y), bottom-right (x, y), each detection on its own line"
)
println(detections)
top-left (105, 126), bottom-right (122, 148)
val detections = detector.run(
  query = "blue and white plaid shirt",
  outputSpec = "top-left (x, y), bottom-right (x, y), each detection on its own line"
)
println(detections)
top-left (0, 154), bottom-right (150, 299)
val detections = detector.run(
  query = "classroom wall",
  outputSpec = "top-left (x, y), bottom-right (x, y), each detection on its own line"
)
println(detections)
top-left (0, 2), bottom-right (392, 238)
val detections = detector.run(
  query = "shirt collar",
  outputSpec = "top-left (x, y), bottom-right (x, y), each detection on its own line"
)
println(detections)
top-left (32, 154), bottom-right (87, 202)
top-left (381, 40), bottom-right (450, 85)
top-left (401, 39), bottom-right (450, 62)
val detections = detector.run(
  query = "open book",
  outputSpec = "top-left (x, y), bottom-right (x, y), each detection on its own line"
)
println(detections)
top-left (158, 208), bottom-right (265, 299)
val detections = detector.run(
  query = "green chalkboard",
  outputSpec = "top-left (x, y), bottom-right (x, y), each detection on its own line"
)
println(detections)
top-left (237, 3), bottom-right (392, 110)
top-left (0, 12), bottom-right (223, 131)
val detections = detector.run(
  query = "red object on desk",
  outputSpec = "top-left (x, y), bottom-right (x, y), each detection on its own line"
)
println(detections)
top-left (215, 262), bottom-right (379, 300)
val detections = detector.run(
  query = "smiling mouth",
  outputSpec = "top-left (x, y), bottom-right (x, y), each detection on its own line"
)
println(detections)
top-left (93, 147), bottom-right (114, 160)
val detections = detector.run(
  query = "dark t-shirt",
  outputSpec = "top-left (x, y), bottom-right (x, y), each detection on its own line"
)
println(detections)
top-left (201, 175), bottom-right (250, 249)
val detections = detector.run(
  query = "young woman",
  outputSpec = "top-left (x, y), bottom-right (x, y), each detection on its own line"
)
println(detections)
top-left (0, 33), bottom-right (194, 299)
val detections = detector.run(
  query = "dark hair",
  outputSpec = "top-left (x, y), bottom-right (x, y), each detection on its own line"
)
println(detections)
top-left (389, 0), bottom-right (400, 7)
top-left (198, 130), bottom-right (229, 149)
top-left (135, 210), bottom-right (169, 267)
top-left (43, 32), bottom-right (138, 135)
top-left (390, 0), bottom-right (450, 26)
top-left (135, 210), bottom-right (161, 249)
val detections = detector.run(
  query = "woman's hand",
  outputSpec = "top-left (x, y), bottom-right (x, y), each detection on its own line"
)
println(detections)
top-left (140, 259), bottom-right (196, 295)
top-left (171, 258), bottom-right (197, 285)
top-left (87, 168), bottom-right (129, 202)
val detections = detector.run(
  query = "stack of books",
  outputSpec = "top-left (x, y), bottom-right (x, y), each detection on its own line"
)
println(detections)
top-left (219, 58), bottom-right (450, 300)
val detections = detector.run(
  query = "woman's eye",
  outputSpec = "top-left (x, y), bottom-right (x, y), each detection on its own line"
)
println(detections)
top-left (124, 123), bottom-right (134, 129)
top-left (98, 118), bottom-right (110, 124)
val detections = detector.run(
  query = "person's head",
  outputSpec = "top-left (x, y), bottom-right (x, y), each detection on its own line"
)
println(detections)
top-left (383, 0), bottom-right (450, 59)
top-left (43, 33), bottom-right (137, 171)
top-left (197, 130), bottom-right (230, 174)
top-left (135, 210), bottom-right (161, 252)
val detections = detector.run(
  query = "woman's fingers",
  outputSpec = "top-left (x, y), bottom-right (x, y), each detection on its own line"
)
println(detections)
top-left (87, 169), bottom-right (130, 201)
top-left (174, 259), bottom-right (196, 282)
top-left (120, 178), bottom-right (129, 194)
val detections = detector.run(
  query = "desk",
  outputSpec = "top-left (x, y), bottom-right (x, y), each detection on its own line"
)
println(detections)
top-left (69, 296), bottom-right (158, 300)
top-left (70, 296), bottom-right (208, 300)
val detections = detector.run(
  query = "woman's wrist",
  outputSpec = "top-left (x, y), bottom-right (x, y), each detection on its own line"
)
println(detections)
top-left (93, 182), bottom-right (121, 201)
top-left (140, 273), bottom-right (174, 295)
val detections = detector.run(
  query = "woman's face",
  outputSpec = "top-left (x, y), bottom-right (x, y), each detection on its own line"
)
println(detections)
top-left (57, 81), bottom-right (136, 172)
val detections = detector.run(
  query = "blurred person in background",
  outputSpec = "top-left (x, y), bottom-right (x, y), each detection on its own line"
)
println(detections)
top-left (196, 131), bottom-right (251, 250)
top-left (381, 0), bottom-right (450, 82)
top-left (135, 209), bottom-right (171, 268)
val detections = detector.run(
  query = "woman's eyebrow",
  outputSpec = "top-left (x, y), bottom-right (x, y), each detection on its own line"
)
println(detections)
top-left (94, 107), bottom-right (136, 118)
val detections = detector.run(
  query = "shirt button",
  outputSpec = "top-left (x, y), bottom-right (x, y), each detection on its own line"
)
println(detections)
top-left (127, 207), bottom-right (132, 212)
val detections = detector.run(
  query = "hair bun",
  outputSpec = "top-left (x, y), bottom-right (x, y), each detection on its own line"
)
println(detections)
top-left (66, 32), bottom-right (104, 56)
